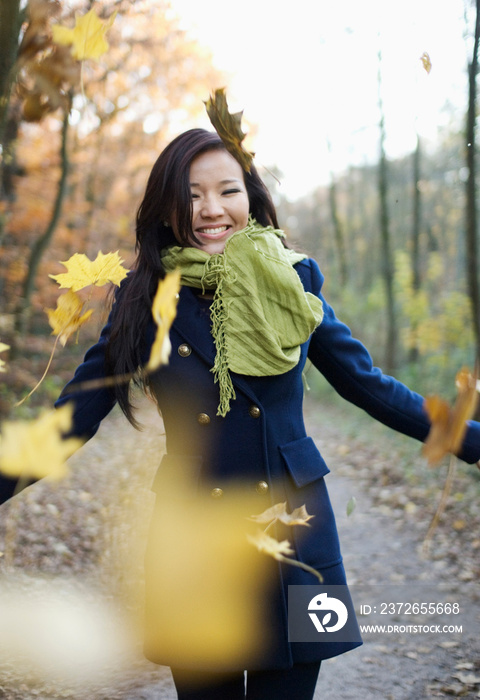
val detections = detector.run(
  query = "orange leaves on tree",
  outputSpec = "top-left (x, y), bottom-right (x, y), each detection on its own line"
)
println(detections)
top-left (16, 0), bottom-right (79, 122)
top-left (148, 270), bottom-right (181, 371)
top-left (52, 8), bottom-right (116, 62)
top-left (420, 51), bottom-right (432, 74)
top-left (422, 367), bottom-right (479, 466)
top-left (205, 88), bottom-right (255, 173)
top-left (46, 290), bottom-right (94, 346)
top-left (0, 405), bottom-right (83, 482)
top-left (49, 251), bottom-right (129, 292)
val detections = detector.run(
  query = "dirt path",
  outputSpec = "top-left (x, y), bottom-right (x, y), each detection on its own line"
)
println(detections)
top-left (304, 401), bottom-right (480, 700)
top-left (0, 397), bottom-right (479, 699)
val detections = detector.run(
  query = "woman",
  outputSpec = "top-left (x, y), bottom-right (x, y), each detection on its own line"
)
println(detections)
top-left (22, 129), bottom-right (480, 698)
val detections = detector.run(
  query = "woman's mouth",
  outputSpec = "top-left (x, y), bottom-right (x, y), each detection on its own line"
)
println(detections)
top-left (197, 225), bottom-right (230, 239)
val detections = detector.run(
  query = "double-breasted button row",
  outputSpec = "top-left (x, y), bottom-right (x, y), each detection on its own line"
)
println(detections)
top-left (178, 343), bottom-right (192, 357)
top-left (199, 407), bottom-right (260, 423)
top-left (197, 412), bottom-right (211, 425)
top-left (210, 481), bottom-right (269, 498)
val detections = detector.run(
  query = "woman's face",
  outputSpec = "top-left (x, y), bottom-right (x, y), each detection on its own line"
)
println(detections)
top-left (174, 149), bottom-right (250, 255)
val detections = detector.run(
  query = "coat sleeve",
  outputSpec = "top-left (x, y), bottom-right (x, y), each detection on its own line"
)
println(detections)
top-left (0, 317), bottom-right (117, 506)
top-left (304, 258), bottom-right (480, 465)
top-left (54, 309), bottom-right (118, 440)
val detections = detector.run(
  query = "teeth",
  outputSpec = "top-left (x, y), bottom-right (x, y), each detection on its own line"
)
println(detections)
top-left (199, 226), bottom-right (228, 234)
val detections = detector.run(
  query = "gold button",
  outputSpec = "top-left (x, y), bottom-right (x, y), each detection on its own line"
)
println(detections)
top-left (255, 480), bottom-right (269, 495)
top-left (178, 344), bottom-right (192, 357)
top-left (249, 405), bottom-right (261, 418)
top-left (211, 487), bottom-right (224, 498)
top-left (197, 412), bottom-right (211, 425)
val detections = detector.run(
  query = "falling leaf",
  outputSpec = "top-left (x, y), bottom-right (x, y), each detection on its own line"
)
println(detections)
top-left (52, 8), bottom-right (116, 61)
top-left (0, 405), bottom-right (83, 481)
top-left (147, 270), bottom-right (181, 371)
top-left (422, 367), bottom-right (479, 465)
top-left (346, 496), bottom-right (356, 516)
top-left (247, 530), bottom-right (294, 559)
top-left (46, 290), bottom-right (93, 346)
top-left (247, 529), bottom-right (323, 582)
top-left (420, 52), bottom-right (432, 74)
top-left (249, 502), bottom-right (314, 527)
top-left (0, 342), bottom-right (9, 373)
top-left (205, 88), bottom-right (255, 172)
top-left (49, 251), bottom-right (129, 292)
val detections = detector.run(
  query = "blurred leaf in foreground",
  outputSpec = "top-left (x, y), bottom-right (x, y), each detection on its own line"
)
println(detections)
top-left (147, 270), bottom-right (181, 371)
top-left (0, 405), bottom-right (82, 480)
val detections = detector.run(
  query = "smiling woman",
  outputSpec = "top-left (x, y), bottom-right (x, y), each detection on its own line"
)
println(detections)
top-left (42, 126), bottom-right (480, 700)
top-left (171, 150), bottom-right (250, 255)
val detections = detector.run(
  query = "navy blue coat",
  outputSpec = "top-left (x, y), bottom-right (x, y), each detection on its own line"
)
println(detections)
top-left (50, 258), bottom-right (480, 669)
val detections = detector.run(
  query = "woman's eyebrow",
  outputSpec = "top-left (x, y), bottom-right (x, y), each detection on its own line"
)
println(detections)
top-left (189, 178), bottom-right (243, 187)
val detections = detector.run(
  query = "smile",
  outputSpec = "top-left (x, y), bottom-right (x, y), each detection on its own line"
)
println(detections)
top-left (197, 226), bottom-right (230, 236)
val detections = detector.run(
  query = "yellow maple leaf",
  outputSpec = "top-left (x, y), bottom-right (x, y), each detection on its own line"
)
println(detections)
top-left (49, 251), bottom-right (129, 292)
top-left (46, 290), bottom-right (94, 346)
top-left (249, 502), bottom-right (314, 528)
top-left (0, 405), bottom-right (83, 481)
top-left (52, 8), bottom-right (116, 61)
top-left (422, 367), bottom-right (479, 465)
top-left (0, 342), bottom-right (9, 373)
top-left (147, 270), bottom-right (181, 371)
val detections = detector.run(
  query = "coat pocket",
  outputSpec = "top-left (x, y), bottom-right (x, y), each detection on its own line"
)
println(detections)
top-left (279, 436), bottom-right (330, 488)
top-left (278, 437), bottom-right (341, 569)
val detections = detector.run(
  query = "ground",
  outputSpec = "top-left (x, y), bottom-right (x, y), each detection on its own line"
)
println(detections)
top-left (0, 393), bottom-right (479, 699)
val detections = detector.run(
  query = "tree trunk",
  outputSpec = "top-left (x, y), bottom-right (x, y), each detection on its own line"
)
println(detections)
top-left (0, 0), bottom-right (23, 147)
top-left (465, 0), bottom-right (480, 359)
top-left (377, 49), bottom-right (397, 374)
top-left (16, 105), bottom-right (70, 336)
top-left (328, 178), bottom-right (348, 287)
top-left (409, 135), bottom-right (422, 362)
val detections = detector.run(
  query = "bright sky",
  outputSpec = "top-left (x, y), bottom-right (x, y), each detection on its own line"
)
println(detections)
top-left (169, 0), bottom-right (472, 199)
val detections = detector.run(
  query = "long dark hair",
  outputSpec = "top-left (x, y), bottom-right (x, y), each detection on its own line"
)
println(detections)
top-left (105, 128), bottom-right (279, 426)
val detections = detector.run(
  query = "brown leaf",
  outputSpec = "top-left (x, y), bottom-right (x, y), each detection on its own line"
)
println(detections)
top-left (422, 367), bottom-right (479, 465)
top-left (205, 88), bottom-right (255, 172)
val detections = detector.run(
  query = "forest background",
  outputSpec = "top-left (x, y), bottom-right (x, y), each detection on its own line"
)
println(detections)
top-left (1, 0), bottom-right (480, 418)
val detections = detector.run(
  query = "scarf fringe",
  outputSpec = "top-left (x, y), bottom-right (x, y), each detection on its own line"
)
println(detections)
top-left (207, 257), bottom-right (236, 416)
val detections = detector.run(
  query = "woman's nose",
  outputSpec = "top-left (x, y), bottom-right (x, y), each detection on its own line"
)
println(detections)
top-left (200, 195), bottom-right (223, 218)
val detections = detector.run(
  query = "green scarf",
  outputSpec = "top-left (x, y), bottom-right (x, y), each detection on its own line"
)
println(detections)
top-left (161, 218), bottom-right (324, 416)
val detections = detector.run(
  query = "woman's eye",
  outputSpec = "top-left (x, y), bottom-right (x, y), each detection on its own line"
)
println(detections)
top-left (222, 189), bottom-right (240, 196)
top-left (191, 193), bottom-right (200, 199)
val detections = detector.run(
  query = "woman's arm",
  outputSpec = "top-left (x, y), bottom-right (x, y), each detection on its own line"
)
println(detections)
top-left (54, 313), bottom-right (118, 440)
top-left (304, 258), bottom-right (480, 465)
